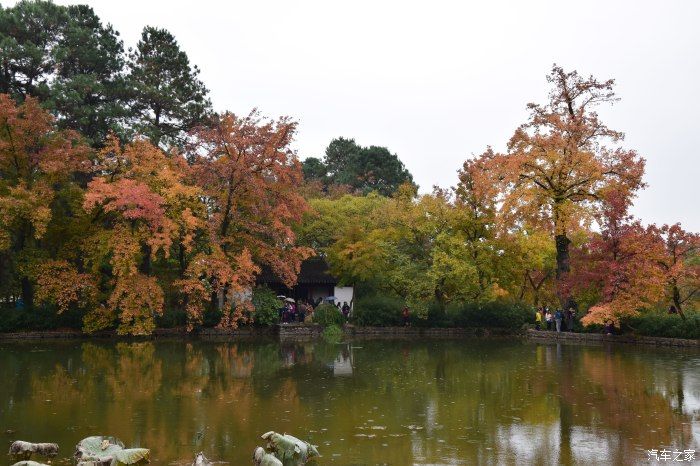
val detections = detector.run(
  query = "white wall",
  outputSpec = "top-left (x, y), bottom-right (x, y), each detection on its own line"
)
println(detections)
top-left (334, 286), bottom-right (354, 308)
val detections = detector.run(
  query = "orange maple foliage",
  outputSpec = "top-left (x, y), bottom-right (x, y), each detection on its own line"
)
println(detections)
top-left (34, 260), bottom-right (98, 313)
top-left (576, 192), bottom-right (666, 326)
top-left (177, 247), bottom-right (259, 331)
top-left (179, 111), bottom-right (313, 328)
top-left (0, 95), bottom-right (90, 308)
top-left (107, 274), bottom-right (165, 336)
top-left (652, 223), bottom-right (700, 319)
top-left (82, 136), bottom-right (203, 334)
top-left (468, 66), bottom-right (646, 305)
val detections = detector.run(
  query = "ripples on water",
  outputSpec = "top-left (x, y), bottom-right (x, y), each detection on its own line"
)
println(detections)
top-left (0, 338), bottom-right (698, 465)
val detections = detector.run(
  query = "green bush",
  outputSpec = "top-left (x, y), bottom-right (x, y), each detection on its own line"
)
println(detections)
top-left (351, 295), bottom-right (404, 326)
top-left (313, 303), bottom-right (345, 327)
top-left (322, 324), bottom-right (343, 343)
top-left (202, 306), bottom-right (223, 327)
top-left (252, 286), bottom-right (282, 326)
top-left (446, 300), bottom-right (532, 330)
top-left (0, 304), bottom-right (83, 332)
top-left (625, 311), bottom-right (700, 339)
top-left (156, 307), bottom-right (187, 328)
top-left (413, 301), bottom-right (454, 327)
top-left (350, 296), bottom-right (532, 329)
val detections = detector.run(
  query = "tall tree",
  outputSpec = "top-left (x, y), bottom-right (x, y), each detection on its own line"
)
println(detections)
top-left (575, 192), bottom-right (665, 326)
top-left (306, 137), bottom-right (414, 196)
top-left (301, 156), bottom-right (327, 182)
top-left (127, 26), bottom-right (211, 148)
top-left (179, 111), bottom-right (312, 329)
top-left (0, 0), bottom-right (66, 98)
top-left (470, 66), bottom-right (646, 305)
top-left (80, 136), bottom-right (205, 335)
top-left (0, 95), bottom-right (90, 309)
top-left (48, 4), bottom-right (128, 145)
top-left (0, 1), bottom-right (129, 146)
top-left (653, 223), bottom-right (700, 319)
top-left (324, 137), bottom-right (361, 178)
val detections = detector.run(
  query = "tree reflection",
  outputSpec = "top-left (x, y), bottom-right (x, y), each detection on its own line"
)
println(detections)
top-left (0, 339), bottom-right (697, 465)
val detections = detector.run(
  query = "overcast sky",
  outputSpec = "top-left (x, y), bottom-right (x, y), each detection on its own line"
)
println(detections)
top-left (14, 0), bottom-right (700, 230)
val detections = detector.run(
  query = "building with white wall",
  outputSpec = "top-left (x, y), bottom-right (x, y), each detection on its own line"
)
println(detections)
top-left (256, 257), bottom-right (354, 308)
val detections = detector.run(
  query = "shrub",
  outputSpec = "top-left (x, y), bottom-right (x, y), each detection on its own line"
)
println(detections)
top-left (322, 324), bottom-right (343, 343)
top-left (351, 295), bottom-right (404, 326)
top-left (0, 304), bottom-right (83, 332)
top-left (252, 286), bottom-right (282, 326)
top-left (202, 307), bottom-right (223, 327)
top-left (624, 311), bottom-right (700, 339)
top-left (156, 307), bottom-right (187, 328)
top-left (313, 303), bottom-right (345, 327)
top-left (446, 300), bottom-right (532, 330)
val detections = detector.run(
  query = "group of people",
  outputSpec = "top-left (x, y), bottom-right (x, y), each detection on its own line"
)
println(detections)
top-left (279, 299), bottom-right (312, 323)
top-left (278, 297), bottom-right (352, 324)
top-left (535, 306), bottom-right (577, 332)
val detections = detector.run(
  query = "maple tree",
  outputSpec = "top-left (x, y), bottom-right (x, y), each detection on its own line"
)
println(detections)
top-left (81, 136), bottom-right (204, 334)
top-left (1, 58), bottom-right (698, 337)
top-left (0, 94), bottom-right (89, 309)
top-left (469, 66), bottom-right (646, 306)
top-left (574, 192), bottom-right (666, 326)
top-left (652, 223), bottom-right (700, 319)
top-left (178, 111), bottom-right (312, 329)
top-left (34, 260), bottom-right (97, 313)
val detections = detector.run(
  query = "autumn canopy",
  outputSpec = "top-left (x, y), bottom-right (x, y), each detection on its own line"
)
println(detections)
top-left (0, 0), bottom-right (697, 335)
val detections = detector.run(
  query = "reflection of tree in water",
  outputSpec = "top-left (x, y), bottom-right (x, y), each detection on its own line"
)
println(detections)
top-left (0, 339), bottom-right (697, 465)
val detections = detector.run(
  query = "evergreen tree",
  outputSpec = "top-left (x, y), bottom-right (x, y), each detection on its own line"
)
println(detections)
top-left (0, 1), bottom-right (128, 146)
top-left (311, 137), bottom-right (414, 196)
top-left (127, 26), bottom-right (211, 148)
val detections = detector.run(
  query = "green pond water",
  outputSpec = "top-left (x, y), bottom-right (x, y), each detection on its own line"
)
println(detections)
top-left (0, 337), bottom-right (698, 465)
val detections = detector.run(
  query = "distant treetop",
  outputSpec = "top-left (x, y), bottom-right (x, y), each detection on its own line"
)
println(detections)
top-left (303, 137), bottom-right (415, 196)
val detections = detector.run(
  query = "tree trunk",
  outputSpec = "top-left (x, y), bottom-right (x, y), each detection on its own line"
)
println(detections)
top-left (672, 283), bottom-right (686, 320)
top-left (179, 243), bottom-right (186, 277)
top-left (555, 234), bottom-right (571, 306)
top-left (140, 244), bottom-right (152, 275)
top-left (21, 276), bottom-right (33, 310)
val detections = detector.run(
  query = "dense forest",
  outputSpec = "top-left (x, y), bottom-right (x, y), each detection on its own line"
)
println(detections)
top-left (1, 0), bottom-right (698, 335)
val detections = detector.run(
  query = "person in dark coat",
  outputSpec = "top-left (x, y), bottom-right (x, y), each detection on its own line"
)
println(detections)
top-left (565, 307), bottom-right (576, 332)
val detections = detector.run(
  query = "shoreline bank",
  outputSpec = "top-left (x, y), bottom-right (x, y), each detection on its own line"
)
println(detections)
top-left (1, 326), bottom-right (698, 347)
top-left (525, 328), bottom-right (700, 348)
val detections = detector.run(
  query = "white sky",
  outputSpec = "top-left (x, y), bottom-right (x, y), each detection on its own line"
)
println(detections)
top-left (11, 0), bottom-right (700, 230)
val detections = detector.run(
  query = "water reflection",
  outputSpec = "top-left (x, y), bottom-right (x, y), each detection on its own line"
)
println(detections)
top-left (0, 338), bottom-right (698, 465)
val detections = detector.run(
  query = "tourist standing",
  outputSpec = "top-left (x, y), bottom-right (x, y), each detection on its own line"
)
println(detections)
top-left (565, 307), bottom-right (576, 332)
top-left (342, 302), bottom-right (350, 321)
top-left (554, 308), bottom-right (563, 332)
top-left (289, 302), bottom-right (297, 322)
top-left (278, 302), bottom-right (286, 323)
top-left (545, 308), bottom-right (553, 330)
top-left (305, 303), bottom-right (315, 323)
top-left (535, 308), bottom-right (543, 330)
top-left (402, 306), bottom-right (410, 326)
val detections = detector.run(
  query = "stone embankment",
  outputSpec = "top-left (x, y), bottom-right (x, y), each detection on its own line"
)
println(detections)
top-left (526, 329), bottom-right (700, 347)
top-left (343, 325), bottom-right (513, 338)
top-left (2, 326), bottom-right (697, 347)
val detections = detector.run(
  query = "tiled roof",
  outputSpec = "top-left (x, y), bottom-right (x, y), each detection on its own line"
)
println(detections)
top-left (256, 256), bottom-right (337, 285)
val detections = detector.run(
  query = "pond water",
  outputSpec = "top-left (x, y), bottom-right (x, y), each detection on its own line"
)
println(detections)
top-left (1, 337), bottom-right (699, 465)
